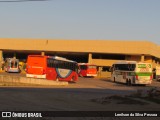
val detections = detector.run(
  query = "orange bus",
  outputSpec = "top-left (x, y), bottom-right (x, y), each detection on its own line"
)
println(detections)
top-left (26, 55), bottom-right (78, 82)
top-left (78, 63), bottom-right (97, 77)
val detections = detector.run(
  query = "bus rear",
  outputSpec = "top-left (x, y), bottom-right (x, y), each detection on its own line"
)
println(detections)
top-left (79, 64), bottom-right (97, 77)
top-left (135, 63), bottom-right (152, 84)
top-left (156, 66), bottom-right (160, 81)
top-left (4, 58), bottom-right (20, 73)
top-left (26, 55), bottom-right (47, 78)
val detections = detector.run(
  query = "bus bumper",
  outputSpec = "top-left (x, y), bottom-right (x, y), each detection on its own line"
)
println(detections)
top-left (8, 69), bottom-right (20, 73)
top-left (135, 80), bottom-right (152, 85)
top-left (26, 74), bottom-right (46, 79)
top-left (86, 74), bottom-right (97, 77)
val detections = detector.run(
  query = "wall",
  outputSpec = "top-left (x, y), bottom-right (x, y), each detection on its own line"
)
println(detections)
top-left (0, 39), bottom-right (160, 58)
top-left (92, 59), bottom-right (117, 66)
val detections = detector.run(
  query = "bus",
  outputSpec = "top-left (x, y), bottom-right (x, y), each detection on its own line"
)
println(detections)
top-left (78, 63), bottom-right (97, 77)
top-left (4, 58), bottom-right (20, 73)
top-left (110, 61), bottom-right (152, 85)
top-left (156, 66), bottom-right (160, 81)
top-left (26, 55), bottom-right (78, 82)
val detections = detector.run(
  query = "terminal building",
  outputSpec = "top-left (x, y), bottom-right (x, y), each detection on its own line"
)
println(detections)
top-left (0, 38), bottom-right (160, 77)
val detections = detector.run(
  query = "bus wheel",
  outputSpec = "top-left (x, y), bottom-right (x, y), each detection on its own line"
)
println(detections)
top-left (126, 79), bottom-right (129, 85)
top-left (69, 77), bottom-right (75, 83)
top-left (129, 80), bottom-right (132, 86)
top-left (71, 76), bottom-right (74, 81)
top-left (127, 79), bottom-right (131, 86)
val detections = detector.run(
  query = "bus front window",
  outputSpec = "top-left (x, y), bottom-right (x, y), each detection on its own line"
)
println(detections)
top-left (11, 61), bottom-right (18, 68)
top-left (11, 62), bottom-right (14, 68)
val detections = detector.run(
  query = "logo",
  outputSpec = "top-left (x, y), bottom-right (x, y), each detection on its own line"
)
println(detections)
top-left (147, 64), bottom-right (151, 68)
top-left (2, 112), bottom-right (11, 117)
top-left (56, 68), bottom-right (72, 78)
top-left (138, 64), bottom-right (146, 68)
top-left (1, 112), bottom-right (42, 118)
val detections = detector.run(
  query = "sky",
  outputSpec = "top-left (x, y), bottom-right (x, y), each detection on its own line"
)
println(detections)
top-left (0, 0), bottom-right (160, 44)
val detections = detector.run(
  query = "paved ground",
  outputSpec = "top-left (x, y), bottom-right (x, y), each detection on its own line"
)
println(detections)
top-left (1, 73), bottom-right (160, 120)
top-left (0, 77), bottom-right (160, 112)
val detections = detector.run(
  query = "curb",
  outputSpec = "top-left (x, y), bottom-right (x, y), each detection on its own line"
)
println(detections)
top-left (0, 75), bottom-right (68, 86)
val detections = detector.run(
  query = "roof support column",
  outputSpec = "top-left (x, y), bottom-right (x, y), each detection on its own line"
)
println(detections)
top-left (41, 52), bottom-right (45, 56)
top-left (88, 53), bottom-right (92, 64)
top-left (141, 54), bottom-right (145, 62)
top-left (0, 50), bottom-right (3, 70)
top-left (157, 60), bottom-right (160, 65)
top-left (13, 52), bottom-right (16, 59)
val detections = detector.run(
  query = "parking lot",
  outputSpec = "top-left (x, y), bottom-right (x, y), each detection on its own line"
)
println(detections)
top-left (0, 76), bottom-right (160, 112)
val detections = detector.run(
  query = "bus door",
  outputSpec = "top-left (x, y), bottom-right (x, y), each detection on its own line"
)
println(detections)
top-left (114, 71), bottom-right (122, 82)
top-left (46, 68), bottom-right (57, 80)
top-left (46, 58), bottom-right (57, 80)
top-left (156, 66), bottom-right (160, 81)
top-left (11, 60), bottom-right (18, 68)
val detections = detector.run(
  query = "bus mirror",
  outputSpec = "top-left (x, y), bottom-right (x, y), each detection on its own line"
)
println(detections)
top-left (108, 67), bottom-right (112, 72)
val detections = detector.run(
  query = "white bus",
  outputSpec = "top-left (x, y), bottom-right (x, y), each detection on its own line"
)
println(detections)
top-left (4, 58), bottom-right (20, 73)
top-left (156, 66), bottom-right (160, 81)
top-left (110, 61), bottom-right (152, 85)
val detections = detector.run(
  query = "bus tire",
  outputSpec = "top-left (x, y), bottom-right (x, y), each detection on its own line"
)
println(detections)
top-left (126, 79), bottom-right (129, 85)
top-left (71, 76), bottom-right (74, 81)
top-left (70, 76), bottom-right (76, 83)
top-left (128, 79), bottom-right (132, 86)
top-left (114, 77), bottom-right (116, 82)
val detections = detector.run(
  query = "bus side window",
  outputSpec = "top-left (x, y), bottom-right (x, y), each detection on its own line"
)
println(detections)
top-left (69, 63), bottom-right (72, 71)
top-left (79, 65), bottom-right (82, 70)
top-left (72, 63), bottom-right (75, 71)
top-left (54, 60), bottom-right (58, 68)
top-left (65, 62), bottom-right (68, 69)
top-left (47, 59), bottom-right (50, 67)
top-left (15, 61), bottom-right (18, 67)
top-left (114, 64), bottom-right (119, 70)
top-left (128, 64), bottom-right (135, 71)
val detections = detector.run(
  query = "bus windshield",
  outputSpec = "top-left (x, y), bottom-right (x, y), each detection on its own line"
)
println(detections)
top-left (4, 58), bottom-right (20, 73)
top-left (114, 64), bottom-right (136, 71)
top-left (11, 61), bottom-right (18, 68)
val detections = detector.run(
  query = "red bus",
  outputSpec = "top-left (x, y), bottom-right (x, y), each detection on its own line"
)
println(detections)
top-left (26, 55), bottom-right (78, 82)
top-left (78, 63), bottom-right (97, 77)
